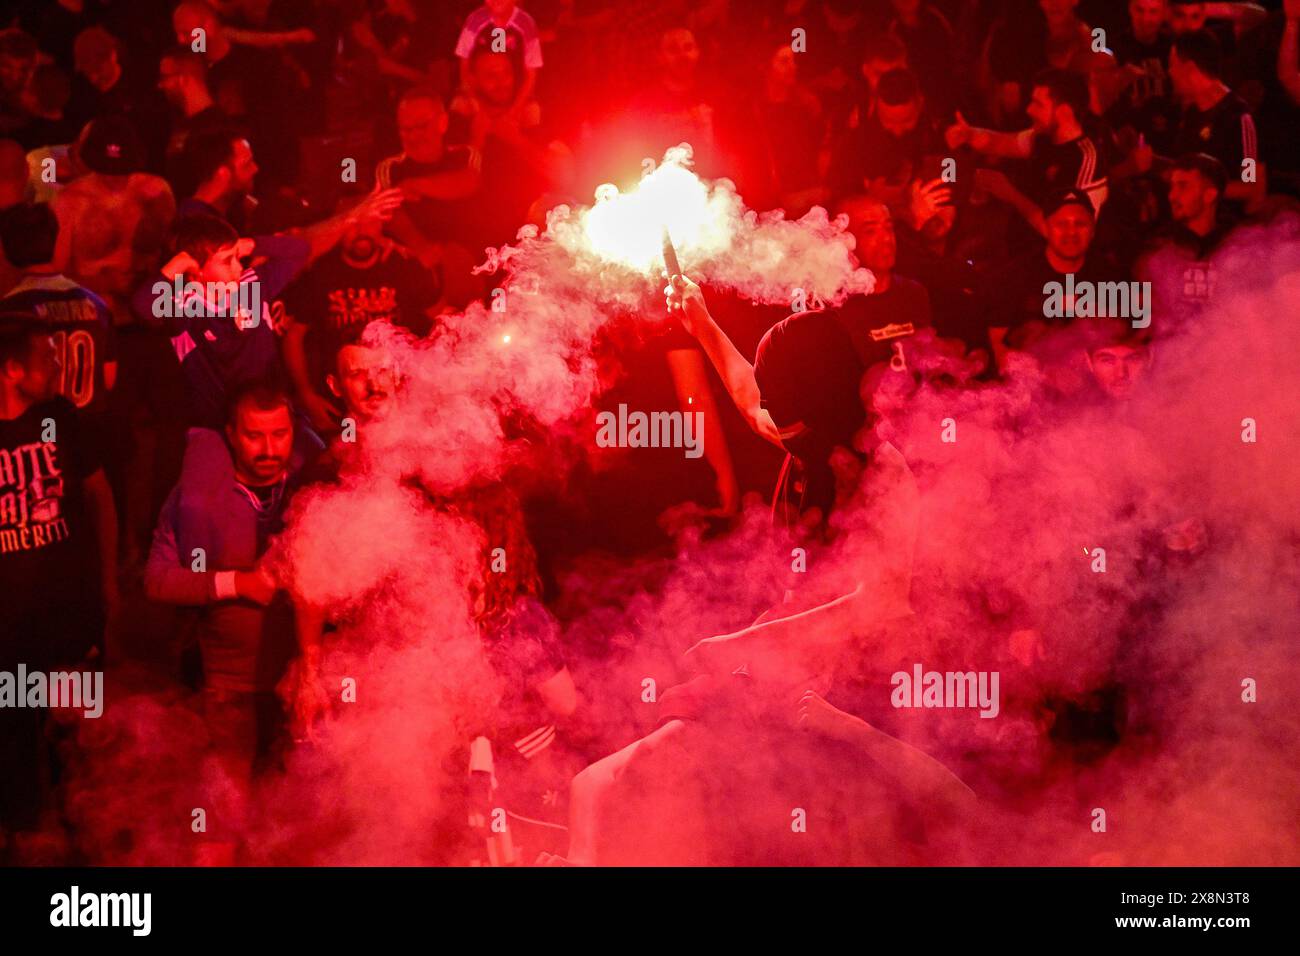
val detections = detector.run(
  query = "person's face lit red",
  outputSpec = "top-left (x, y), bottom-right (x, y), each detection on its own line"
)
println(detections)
top-left (471, 54), bottom-right (517, 108)
top-left (659, 29), bottom-right (700, 80)
top-left (769, 47), bottom-right (797, 88)
top-left (1168, 48), bottom-right (1200, 100)
top-left (226, 403), bottom-right (293, 484)
top-left (844, 201), bottom-right (897, 274)
top-left (1129, 0), bottom-right (1168, 42)
top-left (1027, 85), bottom-right (1057, 133)
top-left (1169, 3), bottom-right (1207, 34)
top-left (1168, 169), bottom-right (1215, 223)
top-left (397, 98), bottom-right (447, 162)
top-left (81, 53), bottom-right (119, 92)
top-left (329, 344), bottom-right (396, 423)
top-left (1087, 345), bottom-right (1151, 399)
top-left (216, 138), bottom-right (258, 195)
top-left (1044, 204), bottom-right (1094, 261)
top-left (199, 242), bottom-right (244, 286)
top-left (8, 334), bottom-right (61, 404)
top-left (0, 55), bottom-right (30, 96)
top-left (158, 58), bottom-right (188, 107)
top-left (877, 98), bottom-right (920, 137)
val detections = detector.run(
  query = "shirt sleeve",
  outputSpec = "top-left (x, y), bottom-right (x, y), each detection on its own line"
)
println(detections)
top-left (454, 11), bottom-right (484, 58)
top-left (520, 14), bottom-right (544, 69)
top-left (250, 234), bottom-right (312, 300)
top-left (143, 487), bottom-right (218, 606)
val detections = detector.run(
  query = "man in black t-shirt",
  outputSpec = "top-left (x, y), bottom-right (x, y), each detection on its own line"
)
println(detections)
top-left (1165, 29), bottom-right (1262, 212)
top-left (0, 319), bottom-right (117, 663)
top-left (1137, 153), bottom-right (1234, 333)
top-left (829, 68), bottom-right (944, 211)
top-left (833, 196), bottom-right (933, 383)
top-left (1108, 0), bottom-right (1180, 152)
top-left (945, 69), bottom-right (1110, 235)
top-left (282, 211), bottom-right (440, 432)
top-left (375, 88), bottom-right (482, 305)
top-left (977, 189), bottom-right (1124, 370)
top-left (0, 317), bottom-right (117, 852)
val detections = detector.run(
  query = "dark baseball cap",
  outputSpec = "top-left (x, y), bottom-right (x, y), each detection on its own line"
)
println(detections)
top-left (1043, 187), bottom-right (1095, 221)
top-left (78, 116), bottom-right (144, 176)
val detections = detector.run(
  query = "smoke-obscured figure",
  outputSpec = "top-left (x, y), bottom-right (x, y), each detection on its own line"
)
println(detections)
top-left (262, 323), bottom-right (583, 864)
top-left (557, 276), bottom-right (979, 866)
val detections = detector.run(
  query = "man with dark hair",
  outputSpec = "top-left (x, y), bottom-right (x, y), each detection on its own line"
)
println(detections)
top-left (454, 0), bottom-right (544, 118)
top-left (374, 87), bottom-right (481, 294)
top-left (977, 188), bottom-right (1122, 369)
top-left (1108, 0), bottom-right (1180, 153)
top-left (130, 212), bottom-right (309, 429)
top-left (0, 315), bottom-right (118, 861)
top-left (281, 195), bottom-right (441, 433)
top-left (1169, 151), bottom-right (1229, 227)
top-left (66, 25), bottom-right (167, 165)
top-left (1137, 152), bottom-right (1234, 330)
top-left (852, 31), bottom-right (911, 128)
top-left (176, 126), bottom-right (258, 231)
top-left (9, 64), bottom-right (77, 153)
top-left (0, 30), bottom-right (40, 137)
top-left (946, 67), bottom-right (1110, 232)
top-left (452, 49), bottom-right (558, 252)
top-left (144, 379), bottom-right (315, 864)
top-left (158, 46), bottom-right (229, 174)
top-left (0, 202), bottom-right (116, 420)
top-left (886, 0), bottom-right (956, 116)
top-left (829, 68), bottom-right (943, 209)
top-left (832, 196), bottom-right (933, 385)
top-left (1079, 318), bottom-right (1154, 402)
top-left (1166, 29), bottom-right (1262, 209)
top-left (1168, 0), bottom-right (1267, 61)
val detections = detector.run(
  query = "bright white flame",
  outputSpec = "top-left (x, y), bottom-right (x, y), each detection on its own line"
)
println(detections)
top-left (581, 150), bottom-right (723, 274)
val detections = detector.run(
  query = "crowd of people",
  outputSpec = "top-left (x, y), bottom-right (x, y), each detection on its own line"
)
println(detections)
top-left (1, 0), bottom-right (1298, 865)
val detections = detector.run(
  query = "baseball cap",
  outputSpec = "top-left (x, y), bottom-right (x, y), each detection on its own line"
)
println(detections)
top-left (77, 116), bottom-right (144, 176)
top-left (1043, 188), bottom-right (1096, 220)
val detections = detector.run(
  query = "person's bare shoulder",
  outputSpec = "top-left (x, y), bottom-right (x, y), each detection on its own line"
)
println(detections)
top-left (128, 173), bottom-right (174, 203)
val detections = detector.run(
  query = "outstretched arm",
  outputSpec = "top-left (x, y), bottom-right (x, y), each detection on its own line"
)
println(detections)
top-left (945, 112), bottom-right (1034, 159)
top-left (665, 274), bottom-right (783, 448)
top-left (683, 582), bottom-right (870, 679)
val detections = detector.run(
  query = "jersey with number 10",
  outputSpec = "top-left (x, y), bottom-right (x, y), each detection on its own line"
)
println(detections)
top-left (2, 275), bottom-right (116, 416)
